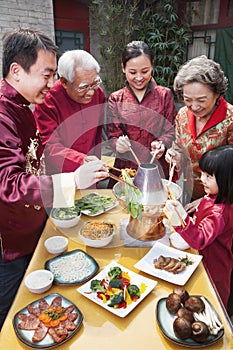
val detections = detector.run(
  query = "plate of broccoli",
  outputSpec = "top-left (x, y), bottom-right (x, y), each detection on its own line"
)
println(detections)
top-left (77, 261), bottom-right (157, 317)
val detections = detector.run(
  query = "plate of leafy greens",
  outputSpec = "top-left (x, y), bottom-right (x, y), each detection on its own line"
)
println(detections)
top-left (74, 193), bottom-right (118, 216)
top-left (77, 261), bottom-right (157, 317)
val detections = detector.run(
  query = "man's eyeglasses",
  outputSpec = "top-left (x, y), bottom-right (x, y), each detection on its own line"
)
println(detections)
top-left (73, 76), bottom-right (102, 93)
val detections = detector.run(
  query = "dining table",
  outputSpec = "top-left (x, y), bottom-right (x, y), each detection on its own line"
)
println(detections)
top-left (0, 188), bottom-right (232, 350)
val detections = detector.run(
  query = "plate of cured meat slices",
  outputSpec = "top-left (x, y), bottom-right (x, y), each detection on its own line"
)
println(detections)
top-left (13, 293), bottom-right (83, 348)
top-left (134, 242), bottom-right (203, 286)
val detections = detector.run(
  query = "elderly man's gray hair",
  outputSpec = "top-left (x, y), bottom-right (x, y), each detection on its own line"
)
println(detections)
top-left (58, 49), bottom-right (100, 83)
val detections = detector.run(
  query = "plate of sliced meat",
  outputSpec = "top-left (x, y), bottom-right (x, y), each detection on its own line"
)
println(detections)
top-left (13, 293), bottom-right (83, 348)
top-left (134, 242), bottom-right (203, 285)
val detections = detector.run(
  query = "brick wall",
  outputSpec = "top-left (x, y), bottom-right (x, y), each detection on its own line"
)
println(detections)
top-left (0, 0), bottom-right (55, 78)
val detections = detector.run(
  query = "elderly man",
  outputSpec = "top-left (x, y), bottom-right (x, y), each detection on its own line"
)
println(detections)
top-left (34, 49), bottom-right (106, 175)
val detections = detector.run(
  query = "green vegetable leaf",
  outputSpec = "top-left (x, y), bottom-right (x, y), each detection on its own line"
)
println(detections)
top-left (121, 170), bottom-right (143, 221)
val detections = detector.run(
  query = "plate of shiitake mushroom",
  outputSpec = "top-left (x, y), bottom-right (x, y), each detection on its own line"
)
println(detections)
top-left (156, 288), bottom-right (224, 347)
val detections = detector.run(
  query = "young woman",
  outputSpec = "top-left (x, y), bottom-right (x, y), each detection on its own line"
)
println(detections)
top-left (164, 145), bottom-right (233, 310)
top-left (106, 41), bottom-right (177, 186)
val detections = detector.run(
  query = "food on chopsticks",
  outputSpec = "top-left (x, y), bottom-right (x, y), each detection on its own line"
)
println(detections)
top-left (120, 168), bottom-right (137, 178)
top-left (75, 193), bottom-right (116, 215)
top-left (88, 265), bottom-right (146, 309)
top-left (17, 295), bottom-right (78, 343)
top-left (80, 221), bottom-right (114, 240)
top-left (165, 288), bottom-right (223, 343)
top-left (153, 254), bottom-right (194, 274)
top-left (121, 169), bottom-right (143, 220)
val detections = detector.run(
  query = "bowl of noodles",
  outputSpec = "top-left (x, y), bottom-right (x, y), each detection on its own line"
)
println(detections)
top-left (79, 221), bottom-right (115, 247)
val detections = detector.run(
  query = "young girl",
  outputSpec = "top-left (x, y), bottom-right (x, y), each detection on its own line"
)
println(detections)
top-left (164, 145), bottom-right (233, 310)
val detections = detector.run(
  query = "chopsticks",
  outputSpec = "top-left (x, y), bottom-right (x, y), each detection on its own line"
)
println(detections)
top-left (128, 145), bottom-right (140, 166)
top-left (107, 165), bottom-right (122, 173)
top-left (165, 144), bottom-right (186, 228)
top-left (150, 140), bottom-right (163, 164)
top-left (120, 133), bottom-right (140, 166)
top-left (107, 165), bottom-right (138, 189)
top-left (165, 185), bottom-right (186, 228)
top-left (108, 172), bottom-right (138, 190)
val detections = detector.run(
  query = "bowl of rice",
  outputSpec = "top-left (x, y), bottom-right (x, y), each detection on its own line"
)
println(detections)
top-left (25, 269), bottom-right (54, 294)
top-left (79, 221), bottom-right (115, 248)
top-left (44, 235), bottom-right (68, 255)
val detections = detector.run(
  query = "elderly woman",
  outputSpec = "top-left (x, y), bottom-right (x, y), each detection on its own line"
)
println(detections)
top-left (34, 50), bottom-right (106, 174)
top-left (166, 55), bottom-right (233, 211)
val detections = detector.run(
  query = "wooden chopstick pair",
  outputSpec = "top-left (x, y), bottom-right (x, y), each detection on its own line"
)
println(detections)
top-left (165, 185), bottom-right (186, 228)
top-left (107, 166), bottom-right (138, 190)
top-left (121, 134), bottom-right (140, 166)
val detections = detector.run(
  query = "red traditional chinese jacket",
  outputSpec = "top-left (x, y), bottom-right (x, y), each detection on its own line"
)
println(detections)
top-left (34, 80), bottom-right (106, 174)
top-left (0, 80), bottom-right (52, 262)
top-left (106, 81), bottom-right (176, 181)
top-left (174, 97), bottom-right (233, 200)
top-left (175, 194), bottom-right (233, 308)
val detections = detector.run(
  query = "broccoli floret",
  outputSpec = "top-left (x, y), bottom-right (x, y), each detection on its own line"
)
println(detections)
top-left (90, 279), bottom-right (105, 292)
top-left (108, 292), bottom-right (124, 307)
top-left (127, 284), bottom-right (140, 298)
top-left (108, 266), bottom-right (122, 280)
top-left (109, 279), bottom-right (123, 289)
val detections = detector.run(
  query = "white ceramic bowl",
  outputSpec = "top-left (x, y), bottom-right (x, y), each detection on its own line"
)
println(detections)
top-left (25, 269), bottom-right (54, 294)
top-left (79, 221), bottom-right (114, 248)
top-left (44, 235), bottom-right (68, 254)
top-left (50, 208), bottom-right (81, 228)
top-left (170, 232), bottom-right (190, 250)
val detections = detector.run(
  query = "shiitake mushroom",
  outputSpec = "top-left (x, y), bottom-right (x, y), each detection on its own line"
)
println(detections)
top-left (173, 317), bottom-right (192, 340)
top-left (166, 293), bottom-right (182, 314)
top-left (177, 307), bottom-right (194, 323)
top-left (166, 289), bottom-right (210, 343)
top-left (184, 296), bottom-right (205, 313)
top-left (192, 321), bottom-right (210, 342)
top-left (173, 288), bottom-right (189, 304)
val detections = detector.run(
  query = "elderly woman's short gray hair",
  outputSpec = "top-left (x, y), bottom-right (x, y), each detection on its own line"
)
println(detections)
top-left (58, 49), bottom-right (100, 83)
top-left (174, 55), bottom-right (228, 100)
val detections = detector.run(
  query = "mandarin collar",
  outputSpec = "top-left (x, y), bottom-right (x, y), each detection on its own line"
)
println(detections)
top-left (1, 79), bottom-right (31, 107)
top-left (125, 78), bottom-right (154, 101)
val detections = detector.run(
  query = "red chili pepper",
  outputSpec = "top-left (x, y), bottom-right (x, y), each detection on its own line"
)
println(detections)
top-left (97, 292), bottom-right (110, 301)
top-left (119, 277), bottom-right (130, 287)
top-left (131, 295), bottom-right (140, 302)
top-left (117, 301), bottom-right (127, 309)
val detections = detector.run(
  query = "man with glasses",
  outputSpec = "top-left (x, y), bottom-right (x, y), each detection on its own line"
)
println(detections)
top-left (34, 49), bottom-right (106, 175)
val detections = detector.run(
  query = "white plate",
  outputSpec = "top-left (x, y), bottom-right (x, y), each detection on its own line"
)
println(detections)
top-left (77, 261), bottom-right (157, 317)
top-left (134, 242), bottom-right (202, 286)
top-left (75, 193), bottom-right (119, 217)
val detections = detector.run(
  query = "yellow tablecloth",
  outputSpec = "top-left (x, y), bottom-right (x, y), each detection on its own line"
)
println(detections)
top-left (0, 190), bottom-right (232, 349)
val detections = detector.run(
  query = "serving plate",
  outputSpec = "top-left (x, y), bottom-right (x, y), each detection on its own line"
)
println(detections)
top-left (45, 249), bottom-right (99, 285)
top-left (13, 293), bottom-right (83, 349)
top-left (156, 296), bottom-right (224, 347)
top-left (134, 242), bottom-right (202, 285)
top-left (75, 192), bottom-right (118, 216)
top-left (77, 261), bottom-right (157, 317)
